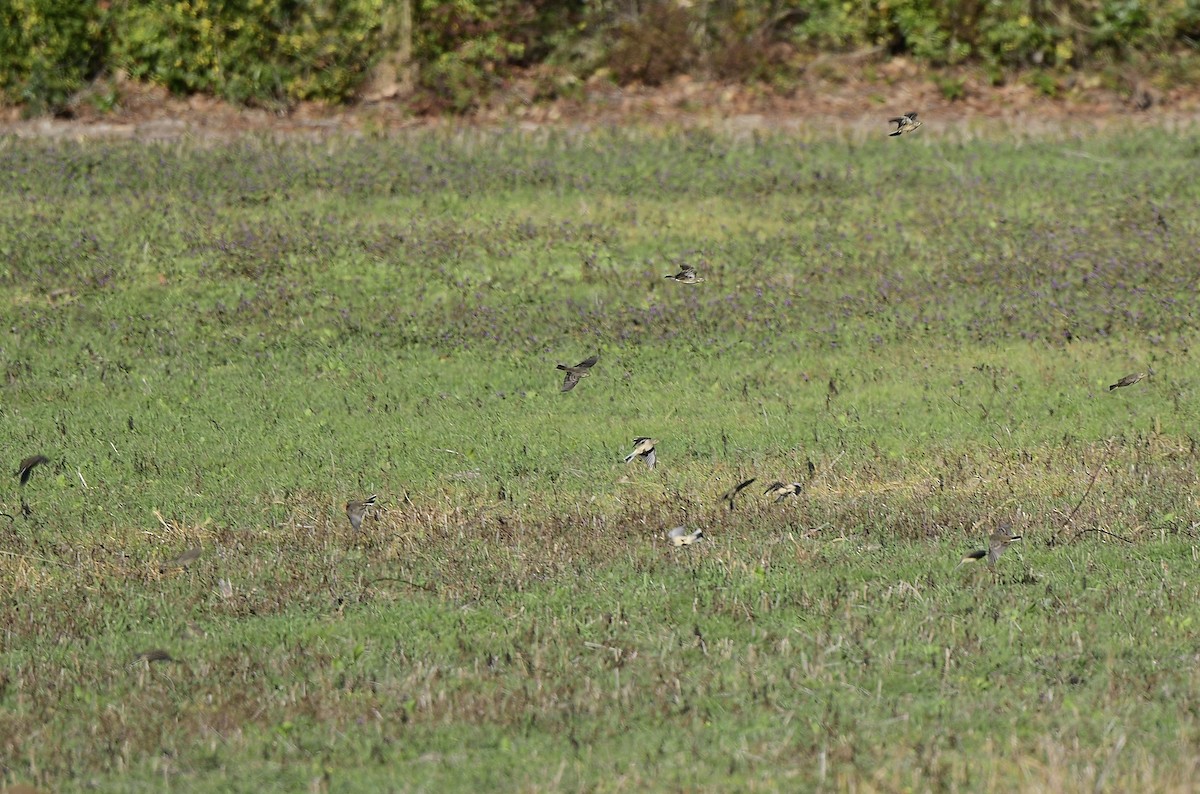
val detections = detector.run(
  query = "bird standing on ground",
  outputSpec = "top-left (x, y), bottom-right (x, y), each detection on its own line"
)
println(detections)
top-left (624, 437), bottom-right (658, 469)
top-left (345, 495), bottom-right (377, 531)
top-left (959, 524), bottom-right (1023, 567)
top-left (763, 481), bottom-right (803, 503)
top-left (888, 112), bottom-right (922, 136)
top-left (667, 526), bottom-right (704, 546)
top-left (664, 264), bottom-right (705, 284)
top-left (1109, 372), bottom-right (1146, 391)
top-left (720, 477), bottom-right (757, 511)
top-left (556, 354), bottom-right (600, 392)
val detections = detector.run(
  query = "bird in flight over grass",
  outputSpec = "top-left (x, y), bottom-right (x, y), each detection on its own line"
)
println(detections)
top-left (720, 477), bottom-right (757, 511)
top-left (159, 546), bottom-right (203, 574)
top-left (667, 526), bottom-right (704, 546)
top-left (1109, 372), bottom-right (1146, 391)
top-left (624, 437), bottom-right (658, 469)
top-left (345, 494), bottom-right (377, 531)
top-left (959, 524), bottom-right (1022, 567)
top-left (763, 481), bottom-right (803, 503)
top-left (888, 112), bottom-right (922, 136)
top-left (664, 264), bottom-right (705, 284)
top-left (556, 354), bottom-right (599, 392)
top-left (16, 454), bottom-right (49, 486)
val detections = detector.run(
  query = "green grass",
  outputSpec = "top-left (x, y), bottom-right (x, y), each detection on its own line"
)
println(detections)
top-left (2, 125), bottom-right (1200, 791)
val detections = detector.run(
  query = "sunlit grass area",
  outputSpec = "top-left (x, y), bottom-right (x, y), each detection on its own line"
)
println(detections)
top-left (1, 126), bottom-right (1199, 791)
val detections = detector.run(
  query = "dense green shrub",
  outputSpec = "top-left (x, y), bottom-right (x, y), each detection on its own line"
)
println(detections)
top-left (0, 0), bottom-right (108, 114)
top-left (111, 0), bottom-right (385, 106)
top-left (4, 0), bottom-right (1200, 113)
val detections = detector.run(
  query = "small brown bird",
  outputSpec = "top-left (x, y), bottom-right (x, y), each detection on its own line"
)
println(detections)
top-left (888, 112), bottom-right (922, 136)
top-left (624, 437), bottom-right (658, 469)
top-left (959, 524), bottom-right (1023, 567)
top-left (664, 264), bottom-right (705, 284)
top-left (159, 546), bottom-right (203, 574)
top-left (345, 495), bottom-right (377, 531)
top-left (763, 481), bottom-right (803, 503)
top-left (1109, 372), bottom-right (1146, 391)
top-left (720, 477), bottom-right (757, 511)
top-left (556, 354), bottom-right (599, 392)
top-left (667, 526), bottom-right (704, 546)
top-left (16, 454), bottom-right (49, 486)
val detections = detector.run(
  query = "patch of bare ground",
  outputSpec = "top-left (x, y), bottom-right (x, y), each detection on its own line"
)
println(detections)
top-left (3, 58), bottom-right (1200, 142)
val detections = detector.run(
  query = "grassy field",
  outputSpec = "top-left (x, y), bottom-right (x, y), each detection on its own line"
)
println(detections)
top-left (2, 123), bottom-right (1200, 791)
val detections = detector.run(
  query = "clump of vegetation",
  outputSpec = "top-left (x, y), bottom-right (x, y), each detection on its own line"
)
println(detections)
top-left (2, 0), bottom-right (1200, 113)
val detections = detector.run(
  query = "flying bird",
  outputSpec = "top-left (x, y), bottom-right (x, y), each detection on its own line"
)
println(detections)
top-left (556, 354), bottom-right (599, 392)
top-left (345, 495), bottom-right (377, 531)
top-left (959, 524), bottom-right (1023, 567)
top-left (664, 264), bottom-right (705, 284)
top-left (1109, 372), bottom-right (1146, 391)
top-left (159, 546), bottom-right (203, 574)
top-left (623, 437), bottom-right (658, 469)
top-left (16, 454), bottom-right (49, 486)
top-left (720, 477), bottom-right (757, 511)
top-left (133, 649), bottom-right (176, 664)
top-left (763, 481), bottom-right (803, 503)
top-left (667, 526), bottom-right (704, 546)
top-left (888, 112), bottom-right (922, 136)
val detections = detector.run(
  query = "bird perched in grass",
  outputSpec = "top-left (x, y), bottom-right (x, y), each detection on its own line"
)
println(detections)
top-left (345, 495), bottom-right (377, 531)
top-left (664, 264), bottom-right (705, 284)
top-left (556, 354), bottom-right (599, 392)
top-left (959, 524), bottom-right (1022, 567)
top-left (667, 526), bottom-right (704, 546)
top-left (763, 481), bottom-right (803, 503)
top-left (16, 454), bottom-right (49, 486)
top-left (624, 437), bottom-right (658, 469)
top-left (1109, 372), bottom-right (1146, 391)
top-left (720, 477), bottom-right (757, 511)
top-left (888, 112), bottom-right (922, 136)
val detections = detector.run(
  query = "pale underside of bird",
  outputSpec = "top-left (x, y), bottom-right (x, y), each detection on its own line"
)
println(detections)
top-left (556, 354), bottom-right (600, 392)
top-left (959, 525), bottom-right (1022, 567)
top-left (720, 477), bottom-right (757, 511)
top-left (665, 264), bottom-right (705, 284)
top-left (889, 112), bottom-right (921, 136)
top-left (667, 525), bottom-right (704, 546)
top-left (1109, 372), bottom-right (1146, 391)
top-left (624, 437), bottom-right (658, 468)
top-left (763, 481), bottom-right (803, 503)
top-left (345, 494), bottom-right (378, 530)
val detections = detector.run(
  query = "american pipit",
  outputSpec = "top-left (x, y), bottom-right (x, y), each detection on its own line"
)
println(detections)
top-left (664, 265), bottom-right (705, 284)
top-left (16, 454), bottom-right (49, 486)
top-left (960, 524), bottom-right (1022, 567)
top-left (667, 525), bottom-right (704, 546)
top-left (888, 112), bottom-right (922, 136)
top-left (159, 546), bottom-right (203, 574)
top-left (720, 477), bottom-right (757, 511)
top-left (624, 437), bottom-right (658, 469)
top-left (763, 481), bottom-right (803, 503)
top-left (133, 649), bottom-right (175, 664)
top-left (345, 494), bottom-right (377, 531)
top-left (1109, 372), bottom-right (1146, 391)
top-left (557, 354), bottom-right (599, 392)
